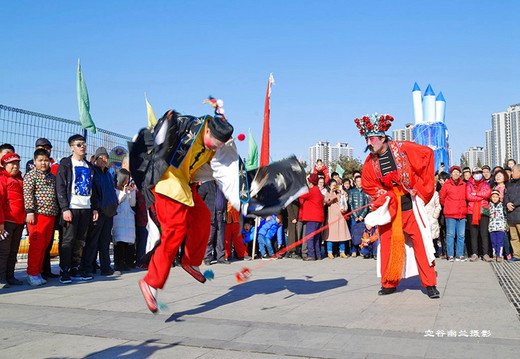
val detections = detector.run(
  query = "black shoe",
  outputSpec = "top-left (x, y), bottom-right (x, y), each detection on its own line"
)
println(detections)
top-left (7, 277), bottom-right (23, 286)
top-left (303, 257), bottom-right (316, 261)
top-left (378, 287), bottom-right (397, 296)
top-left (217, 259), bottom-right (230, 264)
top-left (363, 255), bottom-right (371, 259)
top-left (101, 269), bottom-right (115, 276)
top-left (59, 271), bottom-right (72, 284)
top-left (426, 286), bottom-right (440, 299)
top-left (242, 255), bottom-right (252, 260)
top-left (0, 277), bottom-right (11, 288)
top-left (72, 271), bottom-right (93, 281)
top-left (42, 272), bottom-right (59, 279)
top-left (173, 255), bottom-right (182, 267)
top-left (204, 259), bottom-right (212, 265)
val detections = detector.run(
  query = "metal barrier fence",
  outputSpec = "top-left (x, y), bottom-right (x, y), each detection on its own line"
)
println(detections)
top-left (0, 104), bottom-right (132, 261)
top-left (0, 104), bottom-right (132, 172)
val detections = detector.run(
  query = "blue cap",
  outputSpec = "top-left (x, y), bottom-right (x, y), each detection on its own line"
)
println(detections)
top-left (412, 82), bottom-right (421, 92)
top-left (436, 92), bottom-right (445, 102)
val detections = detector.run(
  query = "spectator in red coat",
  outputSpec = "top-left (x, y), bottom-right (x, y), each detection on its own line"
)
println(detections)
top-left (0, 144), bottom-right (14, 169)
top-left (299, 173), bottom-right (324, 261)
top-left (466, 167), bottom-right (492, 262)
top-left (312, 159), bottom-right (330, 184)
top-left (0, 153), bottom-right (26, 287)
top-left (439, 166), bottom-right (468, 261)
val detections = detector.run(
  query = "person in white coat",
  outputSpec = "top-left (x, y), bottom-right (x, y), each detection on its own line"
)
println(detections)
top-left (425, 190), bottom-right (441, 256)
top-left (113, 168), bottom-right (136, 271)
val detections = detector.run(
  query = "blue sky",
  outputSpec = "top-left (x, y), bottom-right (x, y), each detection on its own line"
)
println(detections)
top-left (1, 1), bottom-right (519, 166)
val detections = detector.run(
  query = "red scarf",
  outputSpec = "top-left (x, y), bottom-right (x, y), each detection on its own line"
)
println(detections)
top-left (471, 180), bottom-right (483, 225)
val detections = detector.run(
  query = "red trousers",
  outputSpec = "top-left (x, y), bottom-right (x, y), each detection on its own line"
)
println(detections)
top-left (225, 222), bottom-right (248, 259)
top-left (27, 214), bottom-right (55, 276)
top-left (144, 187), bottom-right (211, 289)
top-left (379, 209), bottom-right (436, 288)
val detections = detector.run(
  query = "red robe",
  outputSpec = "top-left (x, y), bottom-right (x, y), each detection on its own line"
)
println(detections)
top-left (362, 141), bottom-right (435, 216)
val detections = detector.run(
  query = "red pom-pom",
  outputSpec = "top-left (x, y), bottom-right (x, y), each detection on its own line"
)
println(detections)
top-left (237, 133), bottom-right (245, 141)
top-left (235, 267), bottom-right (251, 283)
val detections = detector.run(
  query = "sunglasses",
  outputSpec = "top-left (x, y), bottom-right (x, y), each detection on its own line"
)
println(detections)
top-left (73, 143), bottom-right (87, 148)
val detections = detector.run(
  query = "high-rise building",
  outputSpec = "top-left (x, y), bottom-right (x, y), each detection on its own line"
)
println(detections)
top-left (491, 111), bottom-right (511, 168)
top-left (485, 129), bottom-right (492, 167)
top-left (486, 103), bottom-right (519, 168)
top-left (509, 104), bottom-right (520, 164)
top-left (329, 142), bottom-right (354, 164)
top-left (309, 141), bottom-right (330, 168)
top-left (392, 123), bottom-right (414, 141)
top-left (463, 146), bottom-right (485, 170)
top-left (308, 141), bottom-right (353, 168)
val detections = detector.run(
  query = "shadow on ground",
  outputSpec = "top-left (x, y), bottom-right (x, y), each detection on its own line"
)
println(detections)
top-left (56, 339), bottom-right (179, 359)
top-left (166, 276), bottom-right (348, 322)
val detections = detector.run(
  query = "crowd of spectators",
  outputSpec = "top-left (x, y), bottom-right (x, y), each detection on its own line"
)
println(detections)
top-left (237, 159), bottom-right (520, 265)
top-left (0, 136), bottom-right (149, 288)
top-left (1, 139), bottom-right (520, 290)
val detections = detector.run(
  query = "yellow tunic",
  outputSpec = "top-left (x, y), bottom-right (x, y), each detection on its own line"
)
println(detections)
top-left (154, 123), bottom-right (214, 206)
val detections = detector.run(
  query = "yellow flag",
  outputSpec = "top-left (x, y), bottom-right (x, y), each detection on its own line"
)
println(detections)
top-left (145, 93), bottom-right (157, 128)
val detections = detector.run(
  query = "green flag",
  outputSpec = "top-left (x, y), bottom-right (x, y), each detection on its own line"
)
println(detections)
top-left (335, 163), bottom-right (344, 178)
top-left (245, 129), bottom-right (258, 171)
top-left (77, 59), bottom-right (97, 134)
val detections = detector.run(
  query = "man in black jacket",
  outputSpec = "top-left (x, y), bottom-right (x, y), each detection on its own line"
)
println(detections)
top-left (199, 181), bottom-right (229, 265)
top-left (56, 134), bottom-right (99, 283)
top-left (505, 164), bottom-right (520, 262)
top-left (80, 147), bottom-right (118, 276)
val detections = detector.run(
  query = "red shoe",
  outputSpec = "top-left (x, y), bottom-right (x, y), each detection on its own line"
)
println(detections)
top-left (139, 279), bottom-right (158, 313)
top-left (181, 263), bottom-right (206, 283)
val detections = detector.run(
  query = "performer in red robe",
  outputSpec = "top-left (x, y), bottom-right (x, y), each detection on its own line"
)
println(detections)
top-left (356, 113), bottom-right (440, 299)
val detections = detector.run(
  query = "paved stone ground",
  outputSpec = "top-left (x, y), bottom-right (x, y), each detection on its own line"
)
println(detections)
top-left (1, 257), bottom-right (519, 359)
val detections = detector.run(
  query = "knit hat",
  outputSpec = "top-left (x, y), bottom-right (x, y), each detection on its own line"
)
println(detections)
top-left (308, 173), bottom-right (319, 185)
top-left (94, 147), bottom-right (109, 160)
top-left (35, 138), bottom-right (52, 148)
top-left (355, 113), bottom-right (394, 137)
top-left (1, 152), bottom-right (20, 166)
top-left (472, 167), bottom-right (483, 173)
top-left (491, 190), bottom-right (501, 197)
top-left (208, 116), bottom-right (233, 143)
top-left (449, 165), bottom-right (461, 174)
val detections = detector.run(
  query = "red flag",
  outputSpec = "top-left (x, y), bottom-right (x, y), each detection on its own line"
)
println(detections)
top-left (260, 73), bottom-right (275, 167)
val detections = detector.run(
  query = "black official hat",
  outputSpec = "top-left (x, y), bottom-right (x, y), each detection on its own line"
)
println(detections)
top-left (208, 115), bottom-right (233, 143)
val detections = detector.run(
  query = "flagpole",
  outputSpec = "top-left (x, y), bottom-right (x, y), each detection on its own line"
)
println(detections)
top-left (259, 73), bottom-right (274, 167)
top-left (252, 216), bottom-right (259, 260)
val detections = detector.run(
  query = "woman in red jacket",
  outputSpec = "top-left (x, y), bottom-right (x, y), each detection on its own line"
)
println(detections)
top-left (465, 167), bottom-right (492, 262)
top-left (439, 166), bottom-right (468, 262)
top-left (0, 153), bottom-right (26, 288)
top-left (299, 173), bottom-right (324, 261)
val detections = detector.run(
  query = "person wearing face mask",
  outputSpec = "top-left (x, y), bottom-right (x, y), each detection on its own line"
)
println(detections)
top-left (466, 167), bottom-right (492, 262)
